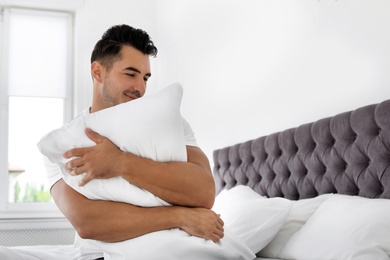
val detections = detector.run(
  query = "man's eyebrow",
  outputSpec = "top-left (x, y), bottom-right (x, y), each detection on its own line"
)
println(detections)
top-left (124, 67), bottom-right (151, 77)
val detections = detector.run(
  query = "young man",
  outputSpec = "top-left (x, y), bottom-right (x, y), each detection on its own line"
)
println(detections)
top-left (49, 25), bottom-right (224, 244)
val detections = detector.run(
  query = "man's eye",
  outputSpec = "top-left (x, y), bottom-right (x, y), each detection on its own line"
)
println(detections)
top-left (126, 74), bottom-right (135, 77)
top-left (144, 77), bottom-right (149, 82)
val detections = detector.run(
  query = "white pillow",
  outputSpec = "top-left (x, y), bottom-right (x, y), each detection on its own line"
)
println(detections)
top-left (38, 83), bottom-right (186, 207)
top-left (212, 185), bottom-right (293, 254)
top-left (258, 193), bottom-right (333, 258)
top-left (279, 194), bottom-right (390, 260)
top-left (75, 227), bottom-right (255, 260)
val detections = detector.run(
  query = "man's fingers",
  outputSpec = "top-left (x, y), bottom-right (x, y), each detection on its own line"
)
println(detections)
top-left (217, 214), bottom-right (224, 226)
top-left (216, 223), bottom-right (224, 232)
top-left (78, 173), bottom-right (93, 186)
top-left (63, 129), bottom-right (103, 158)
top-left (211, 230), bottom-right (224, 243)
top-left (85, 128), bottom-right (104, 144)
top-left (66, 157), bottom-right (83, 172)
top-left (64, 148), bottom-right (81, 159)
top-left (215, 231), bottom-right (224, 241)
top-left (66, 161), bottom-right (92, 186)
top-left (69, 165), bottom-right (88, 176)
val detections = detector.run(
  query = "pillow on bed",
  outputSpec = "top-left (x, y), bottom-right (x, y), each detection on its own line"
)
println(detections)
top-left (258, 193), bottom-right (334, 258)
top-left (37, 83), bottom-right (186, 207)
top-left (212, 186), bottom-right (292, 254)
top-left (279, 194), bottom-right (390, 260)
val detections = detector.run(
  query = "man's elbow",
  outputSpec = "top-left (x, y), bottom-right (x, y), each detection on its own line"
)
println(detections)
top-left (76, 226), bottom-right (92, 240)
top-left (74, 219), bottom-right (104, 240)
top-left (66, 207), bottom-right (102, 240)
top-left (197, 185), bottom-right (216, 209)
top-left (203, 196), bottom-right (215, 210)
top-left (71, 216), bottom-right (94, 239)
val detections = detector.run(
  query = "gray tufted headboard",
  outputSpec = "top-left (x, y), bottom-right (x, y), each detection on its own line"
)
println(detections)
top-left (213, 99), bottom-right (390, 200)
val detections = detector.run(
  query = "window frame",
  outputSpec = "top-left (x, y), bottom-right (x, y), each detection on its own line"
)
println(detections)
top-left (0, 6), bottom-right (74, 219)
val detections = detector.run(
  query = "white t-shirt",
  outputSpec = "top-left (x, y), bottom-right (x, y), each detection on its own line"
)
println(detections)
top-left (45, 108), bottom-right (198, 188)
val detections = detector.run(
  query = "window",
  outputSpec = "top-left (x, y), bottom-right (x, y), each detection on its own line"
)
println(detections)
top-left (0, 7), bottom-right (73, 217)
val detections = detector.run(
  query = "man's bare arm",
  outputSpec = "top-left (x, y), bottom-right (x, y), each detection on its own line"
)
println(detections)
top-left (51, 179), bottom-right (224, 242)
top-left (65, 128), bottom-right (215, 208)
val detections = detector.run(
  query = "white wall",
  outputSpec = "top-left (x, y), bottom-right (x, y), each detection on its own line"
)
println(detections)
top-left (155, 0), bottom-right (390, 160)
top-left (75, 0), bottom-right (390, 162)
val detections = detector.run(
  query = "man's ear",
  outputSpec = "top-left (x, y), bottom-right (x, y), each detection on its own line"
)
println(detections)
top-left (91, 61), bottom-right (105, 83)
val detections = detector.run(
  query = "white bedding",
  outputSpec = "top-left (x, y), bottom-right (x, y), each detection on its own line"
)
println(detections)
top-left (0, 245), bottom-right (78, 260)
top-left (278, 195), bottom-right (390, 260)
top-left (0, 186), bottom-right (291, 260)
top-left (3, 192), bottom-right (390, 259)
top-left (0, 245), bottom-right (281, 260)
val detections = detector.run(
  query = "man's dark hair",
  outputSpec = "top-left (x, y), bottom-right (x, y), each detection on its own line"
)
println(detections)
top-left (91, 24), bottom-right (158, 70)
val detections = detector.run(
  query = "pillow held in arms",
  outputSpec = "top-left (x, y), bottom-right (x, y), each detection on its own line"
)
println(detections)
top-left (38, 83), bottom-right (187, 207)
top-left (37, 83), bottom-right (255, 260)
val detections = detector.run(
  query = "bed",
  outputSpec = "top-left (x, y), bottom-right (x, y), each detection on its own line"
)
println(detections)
top-left (213, 98), bottom-right (390, 260)
top-left (1, 96), bottom-right (390, 259)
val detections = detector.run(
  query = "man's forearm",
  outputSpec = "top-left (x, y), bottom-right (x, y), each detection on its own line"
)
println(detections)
top-left (117, 146), bottom-right (215, 208)
top-left (79, 202), bottom-right (183, 242)
top-left (51, 179), bottom-right (182, 242)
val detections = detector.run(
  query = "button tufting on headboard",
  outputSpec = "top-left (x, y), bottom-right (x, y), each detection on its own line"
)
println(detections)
top-left (213, 99), bottom-right (390, 200)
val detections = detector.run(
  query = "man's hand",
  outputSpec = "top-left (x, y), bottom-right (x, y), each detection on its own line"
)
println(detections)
top-left (64, 128), bottom-right (123, 186)
top-left (178, 207), bottom-right (224, 243)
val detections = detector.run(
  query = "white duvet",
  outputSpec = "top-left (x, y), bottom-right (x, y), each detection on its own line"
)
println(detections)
top-left (37, 83), bottom-right (255, 260)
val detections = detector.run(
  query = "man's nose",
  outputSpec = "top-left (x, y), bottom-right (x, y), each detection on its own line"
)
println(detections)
top-left (134, 78), bottom-right (146, 97)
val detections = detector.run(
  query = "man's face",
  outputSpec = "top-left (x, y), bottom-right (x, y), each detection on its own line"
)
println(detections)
top-left (94, 45), bottom-right (151, 111)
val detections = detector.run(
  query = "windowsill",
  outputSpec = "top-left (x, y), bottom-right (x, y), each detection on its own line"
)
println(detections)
top-left (0, 216), bottom-right (72, 231)
top-left (0, 202), bottom-right (65, 220)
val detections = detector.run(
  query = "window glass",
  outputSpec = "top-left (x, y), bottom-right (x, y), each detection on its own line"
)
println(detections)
top-left (8, 97), bottom-right (64, 203)
top-left (1, 7), bottom-right (72, 208)
top-left (8, 9), bottom-right (68, 98)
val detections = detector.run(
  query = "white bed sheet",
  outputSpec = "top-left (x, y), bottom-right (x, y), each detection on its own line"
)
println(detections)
top-left (0, 245), bottom-right (80, 260)
top-left (0, 245), bottom-right (281, 260)
top-left (1, 245), bottom-right (106, 260)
